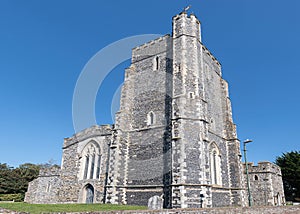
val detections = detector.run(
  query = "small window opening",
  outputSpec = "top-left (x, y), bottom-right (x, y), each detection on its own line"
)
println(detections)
top-left (156, 56), bottom-right (159, 70)
top-left (46, 182), bottom-right (51, 192)
top-left (254, 175), bottom-right (259, 181)
top-left (150, 112), bottom-right (154, 125)
top-left (147, 112), bottom-right (155, 125)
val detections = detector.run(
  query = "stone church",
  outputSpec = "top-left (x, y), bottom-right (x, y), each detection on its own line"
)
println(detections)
top-left (25, 11), bottom-right (285, 208)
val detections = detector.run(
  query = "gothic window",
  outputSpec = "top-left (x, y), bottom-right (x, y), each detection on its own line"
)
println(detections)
top-left (209, 142), bottom-right (222, 185)
top-left (153, 56), bottom-right (160, 71)
top-left (80, 141), bottom-right (101, 180)
top-left (147, 111), bottom-right (155, 125)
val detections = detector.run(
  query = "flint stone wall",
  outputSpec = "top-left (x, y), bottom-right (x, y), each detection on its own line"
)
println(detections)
top-left (24, 166), bottom-right (61, 203)
top-left (88, 206), bottom-right (300, 214)
top-left (244, 161), bottom-right (285, 206)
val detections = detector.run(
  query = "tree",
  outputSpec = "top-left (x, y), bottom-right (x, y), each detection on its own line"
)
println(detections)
top-left (275, 151), bottom-right (300, 201)
top-left (0, 162), bottom-right (40, 199)
top-left (0, 163), bottom-right (16, 194)
top-left (14, 163), bottom-right (40, 193)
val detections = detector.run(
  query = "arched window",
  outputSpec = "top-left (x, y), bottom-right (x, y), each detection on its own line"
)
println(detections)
top-left (254, 175), bottom-right (259, 181)
top-left (147, 111), bottom-right (155, 125)
top-left (80, 141), bottom-right (101, 180)
top-left (209, 142), bottom-right (222, 185)
top-left (153, 56), bottom-right (160, 71)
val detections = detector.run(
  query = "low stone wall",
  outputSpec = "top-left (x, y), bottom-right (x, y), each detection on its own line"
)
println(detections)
top-left (77, 206), bottom-right (300, 214)
top-left (1, 206), bottom-right (300, 214)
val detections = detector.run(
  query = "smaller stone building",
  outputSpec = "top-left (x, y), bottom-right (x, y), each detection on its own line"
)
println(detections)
top-left (25, 165), bottom-right (61, 204)
top-left (243, 162), bottom-right (285, 206)
top-left (25, 125), bottom-right (113, 204)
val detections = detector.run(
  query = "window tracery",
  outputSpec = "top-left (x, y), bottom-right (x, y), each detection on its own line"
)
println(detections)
top-left (80, 141), bottom-right (101, 180)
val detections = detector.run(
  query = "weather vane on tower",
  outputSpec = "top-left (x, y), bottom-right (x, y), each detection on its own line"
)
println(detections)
top-left (182, 5), bottom-right (192, 13)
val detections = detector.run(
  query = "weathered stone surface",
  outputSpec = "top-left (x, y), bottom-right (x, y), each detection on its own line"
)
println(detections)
top-left (25, 125), bottom-right (112, 204)
top-left (24, 165), bottom-right (61, 204)
top-left (25, 11), bottom-right (285, 209)
top-left (148, 195), bottom-right (164, 210)
top-left (243, 162), bottom-right (285, 206)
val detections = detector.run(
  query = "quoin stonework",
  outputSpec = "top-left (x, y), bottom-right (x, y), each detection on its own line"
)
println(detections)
top-left (25, 11), bottom-right (285, 208)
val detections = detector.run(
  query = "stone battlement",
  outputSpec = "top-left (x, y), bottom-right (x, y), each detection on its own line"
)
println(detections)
top-left (173, 12), bottom-right (200, 25)
top-left (244, 161), bottom-right (282, 175)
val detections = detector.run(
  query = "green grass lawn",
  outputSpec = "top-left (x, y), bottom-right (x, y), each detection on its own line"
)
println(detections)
top-left (0, 202), bottom-right (147, 214)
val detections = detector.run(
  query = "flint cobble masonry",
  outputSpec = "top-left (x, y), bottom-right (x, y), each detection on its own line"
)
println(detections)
top-left (25, 11), bottom-right (285, 209)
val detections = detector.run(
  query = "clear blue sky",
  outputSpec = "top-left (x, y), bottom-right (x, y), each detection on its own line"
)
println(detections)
top-left (0, 0), bottom-right (299, 167)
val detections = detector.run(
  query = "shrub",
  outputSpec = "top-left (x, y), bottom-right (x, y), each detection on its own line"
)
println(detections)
top-left (0, 193), bottom-right (24, 202)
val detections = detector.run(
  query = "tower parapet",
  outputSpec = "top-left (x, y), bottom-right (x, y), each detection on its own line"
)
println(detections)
top-left (173, 12), bottom-right (201, 41)
top-left (246, 161), bottom-right (282, 176)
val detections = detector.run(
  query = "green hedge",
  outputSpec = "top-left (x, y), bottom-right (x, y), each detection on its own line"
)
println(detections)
top-left (0, 193), bottom-right (24, 202)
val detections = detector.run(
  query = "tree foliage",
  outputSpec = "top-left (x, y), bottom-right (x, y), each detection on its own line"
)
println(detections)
top-left (0, 163), bottom-right (40, 200)
top-left (275, 151), bottom-right (300, 201)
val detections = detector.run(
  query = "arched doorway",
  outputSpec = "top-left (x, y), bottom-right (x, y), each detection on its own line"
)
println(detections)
top-left (84, 184), bottom-right (94, 204)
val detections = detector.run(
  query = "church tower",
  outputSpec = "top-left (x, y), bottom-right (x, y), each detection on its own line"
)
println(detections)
top-left (170, 12), bottom-right (244, 208)
top-left (106, 11), bottom-right (245, 208)
top-left (25, 10), bottom-right (286, 208)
